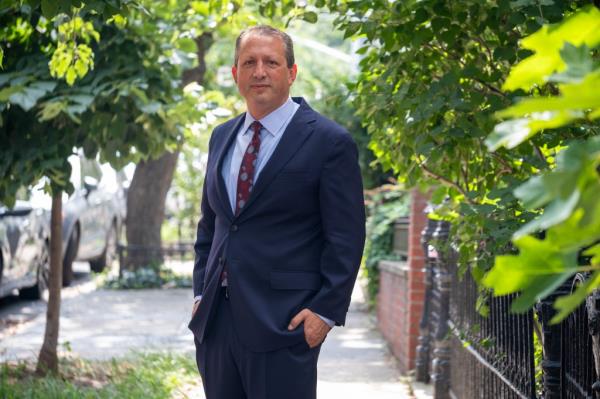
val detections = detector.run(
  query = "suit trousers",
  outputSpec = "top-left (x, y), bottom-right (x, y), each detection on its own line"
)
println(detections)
top-left (194, 288), bottom-right (322, 399)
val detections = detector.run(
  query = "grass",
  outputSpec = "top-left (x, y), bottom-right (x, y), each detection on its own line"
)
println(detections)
top-left (0, 352), bottom-right (201, 399)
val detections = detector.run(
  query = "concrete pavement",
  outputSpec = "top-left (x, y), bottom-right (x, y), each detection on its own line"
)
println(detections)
top-left (0, 263), bottom-right (421, 398)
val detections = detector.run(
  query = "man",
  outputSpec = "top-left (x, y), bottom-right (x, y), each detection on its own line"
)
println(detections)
top-left (188, 25), bottom-right (365, 399)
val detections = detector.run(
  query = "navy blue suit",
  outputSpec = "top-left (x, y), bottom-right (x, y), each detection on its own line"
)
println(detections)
top-left (189, 97), bottom-right (365, 397)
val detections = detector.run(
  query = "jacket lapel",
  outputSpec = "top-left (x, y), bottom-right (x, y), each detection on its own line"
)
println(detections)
top-left (236, 98), bottom-right (316, 218)
top-left (214, 114), bottom-right (245, 221)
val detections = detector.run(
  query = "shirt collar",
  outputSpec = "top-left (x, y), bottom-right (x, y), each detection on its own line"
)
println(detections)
top-left (241, 98), bottom-right (295, 138)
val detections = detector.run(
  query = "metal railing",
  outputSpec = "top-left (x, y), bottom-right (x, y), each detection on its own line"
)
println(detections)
top-left (415, 218), bottom-right (600, 398)
top-left (116, 241), bottom-right (195, 275)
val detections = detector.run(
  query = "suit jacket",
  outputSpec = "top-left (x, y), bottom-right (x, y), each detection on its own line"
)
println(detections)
top-left (188, 97), bottom-right (366, 352)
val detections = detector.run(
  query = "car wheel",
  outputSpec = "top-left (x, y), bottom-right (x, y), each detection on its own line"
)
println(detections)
top-left (62, 227), bottom-right (79, 287)
top-left (90, 224), bottom-right (117, 273)
top-left (20, 242), bottom-right (50, 300)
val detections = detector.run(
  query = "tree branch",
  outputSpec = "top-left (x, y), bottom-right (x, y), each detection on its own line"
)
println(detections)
top-left (417, 162), bottom-right (476, 205)
top-left (533, 145), bottom-right (548, 168)
top-left (474, 36), bottom-right (494, 65)
top-left (473, 78), bottom-right (508, 98)
top-left (491, 152), bottom-right (516, 174)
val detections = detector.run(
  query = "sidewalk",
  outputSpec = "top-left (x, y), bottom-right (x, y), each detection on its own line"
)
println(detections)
top-left (0, 269), bottom-right (420, 398)
top-left (318, 280), bottom-right (416, 398)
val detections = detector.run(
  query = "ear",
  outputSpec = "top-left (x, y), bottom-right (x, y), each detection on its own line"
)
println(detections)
top-left (231, 65), bottom-right (238, 84)
top-left (288, 64), bottom-right (297, 85)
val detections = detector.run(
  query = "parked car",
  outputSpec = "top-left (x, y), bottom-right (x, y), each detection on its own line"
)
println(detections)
top-left (29, 153), bottom-right (126, 286)
top-left (0, 200), bottom-right (50, 300)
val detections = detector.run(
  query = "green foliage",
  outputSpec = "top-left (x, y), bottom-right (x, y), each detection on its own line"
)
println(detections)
top-left (533, 316), bottom-right (543, 396)
top-left (487, 7), bottom-right (600, 150)
top-left (102, 265), bottom-right (192, 289)
top-left (0, 352), bottom-right (199, 398)
top-left (165, 90), bottom-right (242, 243)
top-left (482, 7), bottom-right (600, 322)
top-left (362, 185), bottom-right (409, 303)
top-left (49, 17), bottom-right (100, 85)
top-left (255, 0), bottom-right (600, 321)
top-left (501, 6), bottom-right (600, 91)
top-left (0, 2), bottom-right (224, 205)
top-left (293, 0), bottom-right (595, 280)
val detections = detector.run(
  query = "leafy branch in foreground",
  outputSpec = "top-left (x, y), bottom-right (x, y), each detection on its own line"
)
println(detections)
top-left (483, 6), bottom-right (600, 322)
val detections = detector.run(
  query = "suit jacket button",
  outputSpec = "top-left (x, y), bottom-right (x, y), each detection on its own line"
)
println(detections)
top-left (230, 224), bottom-right (238, 232)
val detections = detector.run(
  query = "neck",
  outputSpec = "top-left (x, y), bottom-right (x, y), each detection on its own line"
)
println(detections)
top-left (247, 98), bottom-right (289, 120)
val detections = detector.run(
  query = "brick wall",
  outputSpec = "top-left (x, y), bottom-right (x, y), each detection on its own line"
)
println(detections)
top-left (377, 189), bottom-right (428, 373)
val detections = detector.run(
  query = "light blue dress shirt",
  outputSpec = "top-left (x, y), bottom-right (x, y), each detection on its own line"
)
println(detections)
top-left (222, 97), bottom-right (300, 212)
top-left (195, 98), bottom-right (334, 328)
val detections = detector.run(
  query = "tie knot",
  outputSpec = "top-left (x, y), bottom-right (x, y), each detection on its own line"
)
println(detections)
top-left (250, 121), bottom-right (262, 136)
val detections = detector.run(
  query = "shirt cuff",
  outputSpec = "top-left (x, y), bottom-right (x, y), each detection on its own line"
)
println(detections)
top-left (194, 295), bottom-right (202, 303)
top-left (315, 313), bottom-right (335, 328)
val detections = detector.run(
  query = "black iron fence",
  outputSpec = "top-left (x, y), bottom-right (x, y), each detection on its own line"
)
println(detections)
top-left (416, 218), bottom-right (600, 399)
top-left (561, 274), bottom-right (597, 398)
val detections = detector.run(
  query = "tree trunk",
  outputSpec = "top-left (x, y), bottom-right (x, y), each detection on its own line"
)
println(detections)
top-left (125, 151), bottom-right (178, 269)
top-left (182, 32), bottom-right (213, 86)
top-left (36, 192), bottom-right (62, 375)
top-left (124, 32), bottom-right (212, 270)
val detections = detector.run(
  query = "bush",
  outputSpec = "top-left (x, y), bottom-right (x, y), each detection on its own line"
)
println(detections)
top-left (362, 184), bottom-right (410, 305)
top-left (101, 264), bottom-right (192, 290)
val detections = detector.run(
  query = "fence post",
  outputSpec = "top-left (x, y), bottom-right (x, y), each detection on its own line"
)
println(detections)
top-left (117, 243), bottom-right (124, 279)
top-left (587, 288), bottom-right (600, 397)
top-left (536, 284), bottom-right (570, 399)
top-left (416, 215), bottom-right (437, 383)
top-left (431, 220), bottom-right (452, 399)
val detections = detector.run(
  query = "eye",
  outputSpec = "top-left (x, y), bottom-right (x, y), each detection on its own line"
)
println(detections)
top-left (268, 60), bottom-right (279, 66)
top-left (243, 59), bottom-right (255, 66)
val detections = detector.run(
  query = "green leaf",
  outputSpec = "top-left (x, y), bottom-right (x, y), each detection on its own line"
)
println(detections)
top-left (514, 189), bottom-right (579, 237)
top-left (584, 244), bottom-right (600, 267)
top-left (0, 72), bottom-right (14, 87)
top-left (499, 71), bottom-right (600, 117)
top-left (343, 22), bottom-right (361, 39)
top-left (484, 235), bottom-right (578, 294)
top-left (191, 1), bottom-right (209, 16)
top-left (301, 11), bottom-right (318, 23)
top-left (552, 271), bottom-right (600, 323)
top-left (0, 85), bottom-right (23, 101)
top-left (503, 6), bottom-right (600, 91)
top-left (41, 0), bottom-right (59, 18)
top-left (510, 272), bottom-right (573, 313)
top-left (139, 101), bottom-right (161, 114)
top-left (485, 118), bottom-right (532, 150)
top-left (176, 38), bottom-right (197, 53)
top-left (8, 85), bottom-right (49, 111)
top-left (38, 100), bottom-right (68, 121)
top-left (548, 43), bottom-right (593, 83)
top-left (514, 175), bottom-right (554, 209)
top-left (66, 68), bottom-right (77, 85)
top-left (509, 0), bottom-right (537, 8)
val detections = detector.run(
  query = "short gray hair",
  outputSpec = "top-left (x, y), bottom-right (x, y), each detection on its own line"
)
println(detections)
top-left (234, 25), bottom-right (295, 68)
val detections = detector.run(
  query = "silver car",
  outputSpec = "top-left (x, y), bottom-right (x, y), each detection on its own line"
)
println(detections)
top-left (0, 201), bottom-right (50, 299)
top-left (30, 154), bottom-right (126, 286)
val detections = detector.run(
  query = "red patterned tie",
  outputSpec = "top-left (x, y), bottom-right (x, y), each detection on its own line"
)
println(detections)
top-left (221, 121), bottom-right (263, 286)
top-left (235, 121), bottom-right (262, 215)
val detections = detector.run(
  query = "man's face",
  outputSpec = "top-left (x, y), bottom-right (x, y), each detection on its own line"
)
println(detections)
top-left (232, 33), bottom-right (297, 117)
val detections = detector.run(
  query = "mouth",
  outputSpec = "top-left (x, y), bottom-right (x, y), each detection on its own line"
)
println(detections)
top-left (251, 84), bottom-right (270, 89)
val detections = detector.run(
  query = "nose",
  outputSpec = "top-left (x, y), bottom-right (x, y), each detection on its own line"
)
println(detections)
top-left (252, 61), bottom-right (267, 79)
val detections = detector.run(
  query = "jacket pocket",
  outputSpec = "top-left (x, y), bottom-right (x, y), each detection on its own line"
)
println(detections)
top-left (270, 270), bottom-right (321, 290)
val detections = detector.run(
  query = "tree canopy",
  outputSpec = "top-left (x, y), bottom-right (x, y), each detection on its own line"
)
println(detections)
top-left (257, 0), bottom-right (600, 318)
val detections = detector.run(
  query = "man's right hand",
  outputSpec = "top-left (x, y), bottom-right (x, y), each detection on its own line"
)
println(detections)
top-left (192, 300), bottom-right (201, 317)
